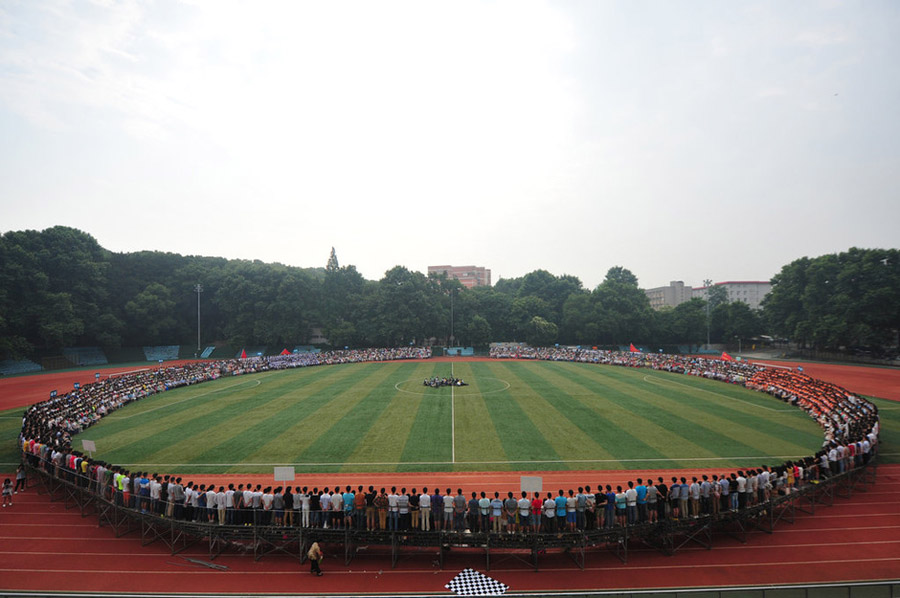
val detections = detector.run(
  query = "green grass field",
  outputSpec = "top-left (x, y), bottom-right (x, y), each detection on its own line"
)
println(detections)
top-left (2, 360), bottom-right (898, 473)
top-left (9, 360), bottom-right (848, 473)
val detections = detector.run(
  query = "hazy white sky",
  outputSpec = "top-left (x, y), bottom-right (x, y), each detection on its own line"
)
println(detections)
top-left (1, 0), bottom-right (898, 290)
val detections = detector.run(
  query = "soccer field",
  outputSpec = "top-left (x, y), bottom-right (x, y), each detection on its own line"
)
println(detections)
top-left (74, 360), bottom-right (828, 474)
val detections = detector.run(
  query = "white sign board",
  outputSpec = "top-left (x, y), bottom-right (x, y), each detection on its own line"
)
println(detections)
top-left (520, 475), bottom-right (542, 493)
top-left (274, 466), bottom-right (295, 482)
top-left (82, 439), bottom-right (96, 452)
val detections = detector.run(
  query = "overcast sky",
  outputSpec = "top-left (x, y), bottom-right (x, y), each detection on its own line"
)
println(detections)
top-left (1, 1), bottom-right (898, 290)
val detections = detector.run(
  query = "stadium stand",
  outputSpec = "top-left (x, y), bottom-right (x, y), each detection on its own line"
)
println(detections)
top-left (142, 345), bottom-right (179, 362)
top-left (200, 346), bottom-right (216, 359)
top-left (62, 346), bottom-right (108, 366)
top-left (445, 346), bottom-right (474, 356)
top-left (292, 345), bottom-right (321, 354)
top-left (0, 359), bottom-right (42, 376)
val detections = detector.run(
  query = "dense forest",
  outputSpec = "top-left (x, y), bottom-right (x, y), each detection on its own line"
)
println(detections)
top-left (0, 227), bottom-right (897, 359)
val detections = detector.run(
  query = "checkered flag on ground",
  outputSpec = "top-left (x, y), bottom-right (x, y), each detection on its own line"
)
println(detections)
top-left (445, 568), bottom-right (509, 596)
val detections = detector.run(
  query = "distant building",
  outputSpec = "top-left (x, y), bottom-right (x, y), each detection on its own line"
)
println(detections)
top-left (427, 265), bottom-right (492, 288)
top-left (644, 281), bottom-right (693, 310)
top-left (692, 281), bottom-right (772, 310)
top-left (645, 280), bottom-right (772, 310)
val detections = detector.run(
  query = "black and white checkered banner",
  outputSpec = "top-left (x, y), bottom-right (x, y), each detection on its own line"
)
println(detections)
top-left (445, 568), bottom-right (509, 596)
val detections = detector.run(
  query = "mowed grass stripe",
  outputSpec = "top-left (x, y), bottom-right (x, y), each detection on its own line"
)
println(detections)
top-left (240, 362), bottom-right (399, 467)
top-left (295, 363), bottom-right (413, 465)
top-left (451, 363), bottom-right (508, 470)
top-left (637, 369), bottom-right (824, 447)
top-left (397, 365), bottom-right (455, 472)
top-left (184, 365), bottom-right (385, 469)
top-left (90, 375), bottom-right (270, 436)
top-left (342, 363), bottom-right (442, 472)
top-left (554, 363), bottom-right (811, 462)
top-left (550, 362), bottom-right (767, 462)
top-left (530, 362), bottom-right (716, 466)
top-left (474, 362), bottom-right (565, 469)
top-left (586, 364), bottom-right (823, 456)
top-left (486, 362), bottom-right (617, 468)
top-left (509, 362), bottom-right (663, 465)
top-left (89, 365), bottom-right (352, 466)
top-left (214, 364), bottom-right (398, 470)
top-left (87, 371), bottom-right (313, 463)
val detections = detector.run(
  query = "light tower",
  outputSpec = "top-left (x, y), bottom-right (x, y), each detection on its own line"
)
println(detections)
top-left (195, 283), bottom-right (203, 356)
top-left (704, 278), bottom-right (712, 348)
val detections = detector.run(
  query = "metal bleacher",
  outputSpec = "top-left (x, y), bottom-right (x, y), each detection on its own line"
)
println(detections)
top-left (292, 345), bottom-right (321, 354)
top-left (62, 346), bottom-right (109, 366)
top-left (142, 345), bottom-right (179, 362)
top-left (0, 359), bottom-right (43, 376)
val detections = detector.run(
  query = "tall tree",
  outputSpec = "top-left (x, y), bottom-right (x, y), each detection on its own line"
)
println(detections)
top-left (593, 267), bottom-right (653, 344)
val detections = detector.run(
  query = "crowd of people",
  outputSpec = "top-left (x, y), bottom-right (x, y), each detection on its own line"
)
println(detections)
top-left (490, 345), bottom-right (763, 384)
top-left (17, 346), bottom-right (879, 536)
top-left (423, 376), bottom-right (468, 388)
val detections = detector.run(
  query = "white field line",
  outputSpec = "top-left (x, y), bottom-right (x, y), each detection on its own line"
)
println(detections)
top-left (100, 455), bottom-right (817, 468)
top-left (641, 374), bottom-right (796, 412)
top-left (451, 361), bottom-right (456, 464)
top-left (1, 557), bottom-right (899, 577)
top-left (103, 378), bottom-right (262, 421)
top-left (7, 539), bottom-right (900, 557)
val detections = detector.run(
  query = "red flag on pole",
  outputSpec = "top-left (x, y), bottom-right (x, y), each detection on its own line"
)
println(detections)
top-left (240, 348), bottom-right (247, 359)
top-left (721, 351), bottom-right (734, 361)
top-left (629, 343), bottom-right (640, 353)
top-left (280, 348), bottom-right (290, 356)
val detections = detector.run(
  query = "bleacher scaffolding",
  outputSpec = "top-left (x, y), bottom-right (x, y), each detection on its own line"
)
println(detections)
top-left (24, 459), bottom-right (877, 572)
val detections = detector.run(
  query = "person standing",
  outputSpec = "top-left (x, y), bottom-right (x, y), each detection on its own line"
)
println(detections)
top-left (505, 491), bottom-right (519, 533)
top-left (2, 478), bottom-right (12, 507)
top-left (14, 463), bottom-right (26, 494)
top-left (366, 486), bottom-right (377, 531)
top-left (453, 489), bottom-right (467, 532)
top-left (543, 492), bottom-right (557, 533)
top-left (418, 488), bottom-right (431, 531)
top-left (480, 492), bottom-right (492, 533)
top-left (387, 487), bottom-right (399, 531)
top-left (308, 542), bottom-right (324, 576)
top-left (467, 492), bottom-right (480, 532)
top-left (517, 491), bottom-right (531, 534)
top-left (430, 488), bottom-right (443, 531)
top-left (655, 477), bottom-right (668, 521)
top-left (397, 488), bottom-right (410, 530)
top-left (490, 492), bottom-right (504, 533)
top-left (374, 488), bottom-right (388, 530)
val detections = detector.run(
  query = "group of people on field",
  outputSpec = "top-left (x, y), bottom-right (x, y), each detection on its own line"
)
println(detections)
top-left (423, 376), bottom-right (468, 388)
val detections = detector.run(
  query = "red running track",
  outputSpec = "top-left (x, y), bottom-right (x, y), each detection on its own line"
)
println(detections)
top-left (0, 465), bottom-right (897, 595)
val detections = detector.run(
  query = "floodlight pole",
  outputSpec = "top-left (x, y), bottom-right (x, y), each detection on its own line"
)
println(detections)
top-left (704, 279), bottom-right (712, 349)
top-left (450, 288), bottom-right (455, 346)
top-left (195, 283), bottom-right (203, 355)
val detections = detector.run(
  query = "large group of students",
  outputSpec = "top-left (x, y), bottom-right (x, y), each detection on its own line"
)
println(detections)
top-left (17, 346), bottom-right (879, 535)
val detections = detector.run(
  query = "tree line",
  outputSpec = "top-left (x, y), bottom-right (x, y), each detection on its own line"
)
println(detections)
top-left (0, 227), bottom-right (896, 359)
